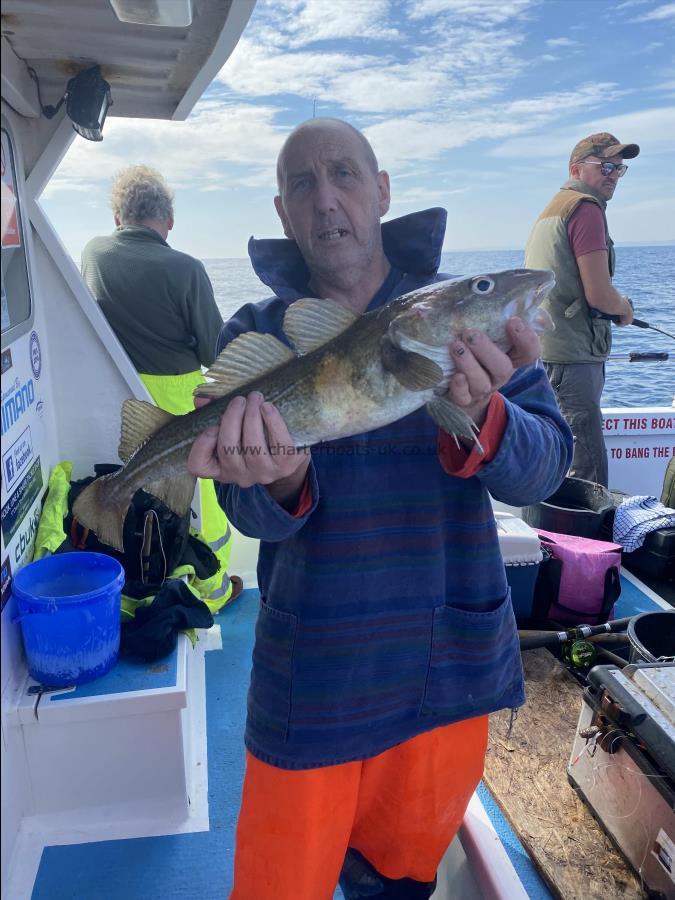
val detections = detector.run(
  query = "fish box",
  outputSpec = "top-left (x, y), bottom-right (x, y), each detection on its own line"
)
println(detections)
top-left (495, 512), bottom-right (543, 623)
top-left (567, 663), bottom-right (675, 899)
top-left (622, 527), bottom-right (675, 581)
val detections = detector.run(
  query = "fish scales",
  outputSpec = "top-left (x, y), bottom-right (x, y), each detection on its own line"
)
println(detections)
top-left (73, 269), bottom-right (555, 551)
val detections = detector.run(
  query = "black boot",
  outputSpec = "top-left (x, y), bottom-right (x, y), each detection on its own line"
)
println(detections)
top-left (339, 848), bottom-right (437, 900)
top-left (339, 848), bottom-right (384, 898)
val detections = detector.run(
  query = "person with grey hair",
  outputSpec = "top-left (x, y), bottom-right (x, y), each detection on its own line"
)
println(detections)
top-left (82, 164), bottom-right (240, 611)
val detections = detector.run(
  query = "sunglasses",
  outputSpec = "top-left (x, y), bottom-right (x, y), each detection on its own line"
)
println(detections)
top-left (582, 161), bottom-right (628, 177)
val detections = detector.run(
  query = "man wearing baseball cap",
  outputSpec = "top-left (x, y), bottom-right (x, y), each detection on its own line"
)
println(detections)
top-left (524, 132), bottom-right (639, 487)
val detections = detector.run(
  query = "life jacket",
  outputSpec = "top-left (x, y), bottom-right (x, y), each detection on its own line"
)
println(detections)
top-left (33, 461), bottom-right (219, 612)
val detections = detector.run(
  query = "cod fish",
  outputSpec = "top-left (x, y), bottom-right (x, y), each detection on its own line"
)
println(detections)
top-left (73, 268), bottom-right (554, 551)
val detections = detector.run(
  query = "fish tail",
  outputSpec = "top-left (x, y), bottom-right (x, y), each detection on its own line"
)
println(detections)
top-left (72, 473), bottom-right (135, 553)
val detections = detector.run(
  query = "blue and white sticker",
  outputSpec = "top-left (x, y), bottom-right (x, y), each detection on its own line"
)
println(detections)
top-left (1, 457), bottom-right (43, 545)
top-left (1, 376), bottom-right (35, 436)
top-left (0, 556), bottom-right (11, 612)
top-left (2, 425), bottom-right (34, 492)
top-left (1, 348), bottom-right (12, 375)
top-left (29, 330), bottom-right (42, 379)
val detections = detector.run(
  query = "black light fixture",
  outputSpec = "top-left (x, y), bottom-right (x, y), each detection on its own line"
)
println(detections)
top-left (29, 64), bottom-right (113, 142)
top-left (66, 66), bottom-right (113, 142)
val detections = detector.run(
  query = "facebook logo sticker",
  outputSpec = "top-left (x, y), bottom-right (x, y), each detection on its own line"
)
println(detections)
top-left (2, 426), bottom-right (33, 491)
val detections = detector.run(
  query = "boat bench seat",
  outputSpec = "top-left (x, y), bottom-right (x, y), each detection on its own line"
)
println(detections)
top-left (10, 633), bottom-right (207, 825)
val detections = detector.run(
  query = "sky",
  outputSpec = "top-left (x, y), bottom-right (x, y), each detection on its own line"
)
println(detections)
top-left (42, 0), bottom-right (675, 263)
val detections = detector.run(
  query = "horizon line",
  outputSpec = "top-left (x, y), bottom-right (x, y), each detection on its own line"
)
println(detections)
top-left (201, 240), bottom-right (675, 262)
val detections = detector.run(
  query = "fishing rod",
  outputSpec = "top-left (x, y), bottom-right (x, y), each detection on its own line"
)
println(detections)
top-left (591, 309), bottom-right (675, 343)
top-left (518, 631), bottom-right (629, 645)
top-left (607, 351), bottom-right (670, 363)
top-left (518, 615), bottom-right (633, 651)
top-left (625, 318), bottom-right (675, 342)
top-left (519, 617), bottom-right (634, 669)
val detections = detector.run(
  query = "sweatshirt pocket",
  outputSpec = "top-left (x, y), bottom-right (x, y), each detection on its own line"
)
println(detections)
top-left (421, 591), bottom-right (522, 719)
top-left (247, 598), bottom-right (297, 742)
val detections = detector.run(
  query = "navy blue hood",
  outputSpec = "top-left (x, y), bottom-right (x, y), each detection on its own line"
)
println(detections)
top-left (247, 208), bottom-right (447, 301)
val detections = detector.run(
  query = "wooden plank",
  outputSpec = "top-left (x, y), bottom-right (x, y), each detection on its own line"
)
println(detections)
top-left (483, 649), bottom-right (646, 900)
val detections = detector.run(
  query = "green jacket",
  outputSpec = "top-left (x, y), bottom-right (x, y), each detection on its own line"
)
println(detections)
top-left (524, 180), bottom-right (615, 364)
top-left (82, 225), bottom-right (223, 374)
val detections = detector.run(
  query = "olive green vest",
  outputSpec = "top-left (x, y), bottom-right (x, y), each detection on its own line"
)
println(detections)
top-left (524, 180), bottom-right (616, 363)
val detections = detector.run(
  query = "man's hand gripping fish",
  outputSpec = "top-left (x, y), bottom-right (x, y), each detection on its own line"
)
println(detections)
top-left (73, 268), bottom-right (555, 551)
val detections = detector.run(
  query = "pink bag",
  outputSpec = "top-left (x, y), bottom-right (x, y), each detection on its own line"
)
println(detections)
top-left (534, 529), bottom-right (622, 625)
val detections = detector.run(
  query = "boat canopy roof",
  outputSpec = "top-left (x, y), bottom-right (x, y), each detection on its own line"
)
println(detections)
top-left (1, 0), bottom-right (254, 121)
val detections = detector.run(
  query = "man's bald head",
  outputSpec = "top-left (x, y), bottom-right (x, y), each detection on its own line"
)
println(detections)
top-left (272, 116), bottom-right (391, 309)
top-left (276, 118), bottom-right (379, 193)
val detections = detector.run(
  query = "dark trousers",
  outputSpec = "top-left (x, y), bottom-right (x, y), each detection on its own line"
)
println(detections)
top-left (544, 361), bottom-right (608, 487)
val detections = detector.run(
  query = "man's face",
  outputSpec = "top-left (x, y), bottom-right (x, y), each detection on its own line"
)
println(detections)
top-left (572, 153), bottom-right (624, 201)
top-left (274, 124), bottom-right (390, 290)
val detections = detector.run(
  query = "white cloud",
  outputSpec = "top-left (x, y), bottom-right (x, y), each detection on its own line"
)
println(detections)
top-left (216, 39), bottom-right (382, 100)
top-left (630, 2), bottom-right (675, 21)
top-left (278, 0), bottom-right (399, 45)
top-left (326, 62), bottom-right (451, 113)
top-left (490, 106), bottom-right (675, 159)
top-left (218, 23), bottom-right (531, 116)
top-left (238, 0), bottom-right (399, 49)
top-left (43, 102), bottom-right (288, 196)
top-left (546, 37), bottom-right (577, 47)
top-left (366, 84), bottom-right (626, 168)
top-left (615, 0), bottom-right (653, 8)
top-left (408, 0), bottom-right (537, 26)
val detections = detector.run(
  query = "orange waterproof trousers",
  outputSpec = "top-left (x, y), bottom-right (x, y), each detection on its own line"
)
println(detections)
top-left (230, 715), bottom-right (488, 900)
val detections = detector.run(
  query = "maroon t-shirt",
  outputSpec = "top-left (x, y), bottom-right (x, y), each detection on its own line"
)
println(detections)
top-left (567, 201), bottom-right (607, 258)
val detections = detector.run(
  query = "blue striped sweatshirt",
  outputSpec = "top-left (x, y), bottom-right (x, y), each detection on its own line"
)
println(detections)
top-left (216, 208), bottom-right (573, 769)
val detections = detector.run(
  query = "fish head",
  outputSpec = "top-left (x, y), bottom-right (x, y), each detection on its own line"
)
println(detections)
top-left (388, 268), bottom-right (555, 360)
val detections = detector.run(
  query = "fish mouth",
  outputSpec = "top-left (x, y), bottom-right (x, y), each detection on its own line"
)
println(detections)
top-left (533, 271), bottom-right (555, 299)
top-left (531, 305), bottom-right (554, 334)
top-left (317, 227), bottom-right (349, 242)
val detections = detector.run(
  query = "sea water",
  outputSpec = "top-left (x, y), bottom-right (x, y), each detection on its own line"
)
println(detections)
top-left (204, 244), bottom-right (675, 408)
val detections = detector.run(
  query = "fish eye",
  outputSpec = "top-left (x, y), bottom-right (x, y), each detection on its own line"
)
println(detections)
top-left (471, 277), bottom-right (495, 295)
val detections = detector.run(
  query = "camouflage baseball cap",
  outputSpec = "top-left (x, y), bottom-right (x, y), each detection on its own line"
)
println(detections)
top-left (569, 132), bottom-right (640, 167)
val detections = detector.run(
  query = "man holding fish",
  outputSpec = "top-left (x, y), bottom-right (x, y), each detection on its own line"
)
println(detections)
top-left (186, 119), bottom-right (572, 899)
top-left (76, 118), bottom-right (572, 899)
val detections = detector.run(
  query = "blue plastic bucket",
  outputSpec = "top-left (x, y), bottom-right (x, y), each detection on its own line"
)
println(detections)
top-left (12, 552), bottom-right (125, 687)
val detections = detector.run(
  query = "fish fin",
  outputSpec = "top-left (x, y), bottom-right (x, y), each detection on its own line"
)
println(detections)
top-left (283, 298), bottom-right (359, 354)
top-left (426, 397), bottom-right (484, 454)
top-left (119, 400), bottom-right (175, 463)
top-left (72, 473), bottom-right (135, 553)
top-left (199, 333), bottom-right (296, 399)
top-left (380, 337), bottom-right (444, 391)
top-left (144, 474), bottom-right (197, 518)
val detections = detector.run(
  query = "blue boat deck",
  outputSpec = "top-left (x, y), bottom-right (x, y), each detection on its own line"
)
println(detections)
top-left (30, 577), bottom-right (665, 899)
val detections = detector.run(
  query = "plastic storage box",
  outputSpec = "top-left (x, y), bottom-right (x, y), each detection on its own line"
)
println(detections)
top-left (623, 527), bottom-right (674, 581)
top-left (495, 512), bottom-right (543, 623)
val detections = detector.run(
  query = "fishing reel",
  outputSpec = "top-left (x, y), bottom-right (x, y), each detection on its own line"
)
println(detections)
top-left (561, 638), bottom-right (597, 670)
